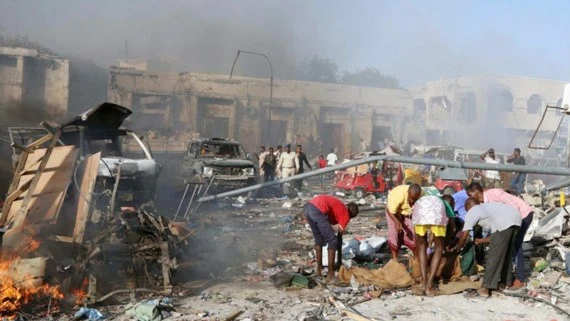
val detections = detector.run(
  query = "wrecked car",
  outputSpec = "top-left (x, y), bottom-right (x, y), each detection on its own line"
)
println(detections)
top-left (6, 103), bottom-right (160, 210)
top-left (0, 103), bottom-right (187, 311)
top-left (180, 137), bottom-right (256, 191)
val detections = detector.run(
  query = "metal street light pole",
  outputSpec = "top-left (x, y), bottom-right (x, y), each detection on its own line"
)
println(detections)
top-left (229, 50), bottom-right (274, 147)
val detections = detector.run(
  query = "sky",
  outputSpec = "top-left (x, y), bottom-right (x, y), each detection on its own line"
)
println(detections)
top-left (1, 0), bottom-right (569, 86)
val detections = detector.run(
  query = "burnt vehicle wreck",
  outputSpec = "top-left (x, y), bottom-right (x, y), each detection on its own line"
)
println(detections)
top-left (0, 103), bottom-right (190, 314)
top-left (7, 103), bottom-right (160, 211)
top-left (180, 137), bottom-right (256, 191)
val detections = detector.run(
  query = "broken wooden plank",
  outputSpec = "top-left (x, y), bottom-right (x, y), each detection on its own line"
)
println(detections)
top-left (7, 144), bottom-right (78, 228)
top-left (12, 128), bottom-right (62, 229)
top-left (0, 150), bottom-right (30, 225)
top-left (73, 152), bottom-right (101, 243)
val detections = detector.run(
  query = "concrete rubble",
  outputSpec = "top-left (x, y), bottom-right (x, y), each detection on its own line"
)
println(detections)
top-left (2, 106), bottom-right (570, 320)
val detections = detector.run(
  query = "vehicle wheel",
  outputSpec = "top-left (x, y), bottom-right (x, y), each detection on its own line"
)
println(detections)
top-left (442, 186), bottom-right (455, 196)
top-left (354, 188), bottom-right (365, 199)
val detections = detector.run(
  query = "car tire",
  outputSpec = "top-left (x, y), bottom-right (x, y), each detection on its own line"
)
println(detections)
top-left (355, 188), bottom-right (365, 199)
top-left (442, 186), bottom-right (455, 196)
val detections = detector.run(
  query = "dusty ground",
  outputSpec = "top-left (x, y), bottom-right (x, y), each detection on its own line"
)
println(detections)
top-left (42, 178), bottom-right (567, 321)
top-left (84, 184), bottom-right (568, 321)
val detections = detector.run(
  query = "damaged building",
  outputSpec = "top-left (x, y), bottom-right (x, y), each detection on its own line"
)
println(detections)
top-left (412, 73), bottom-right (569, 159)
top-left (0, 46), bottom-right (70, 117)
top-left (108, 61), bottom-right (414, 155)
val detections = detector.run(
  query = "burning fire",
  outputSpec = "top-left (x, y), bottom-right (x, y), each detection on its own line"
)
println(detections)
top-left (0, 232), bottom-right (64, 319)
top-left (0, 257), bottom-right (64, 319)
top-left (71, 278), bottom-right (89, 306)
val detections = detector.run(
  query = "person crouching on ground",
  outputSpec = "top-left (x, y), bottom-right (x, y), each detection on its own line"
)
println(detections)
top-left (450, 198), bottom-right (521, 297)
top-left (412, 195), bottom-right (449, 296)
top-left (466, 182), bottom-right (534, 289)
top-left (386, 183), bottom-right (423, 260)
top-left (304, 195), bottom-right (358, 283)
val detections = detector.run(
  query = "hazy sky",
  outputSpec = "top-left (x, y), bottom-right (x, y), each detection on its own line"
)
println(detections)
top-left (1, 0), bottom-right (569, 85)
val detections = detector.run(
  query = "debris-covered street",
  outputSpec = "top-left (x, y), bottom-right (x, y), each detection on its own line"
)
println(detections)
top-left (5, 3), bottom-right (570, 320)
top-left (74, 190), bottom-right (566, 321)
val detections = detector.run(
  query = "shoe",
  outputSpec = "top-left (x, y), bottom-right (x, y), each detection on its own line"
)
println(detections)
top-left (508, 279), bottom-right (526, 290)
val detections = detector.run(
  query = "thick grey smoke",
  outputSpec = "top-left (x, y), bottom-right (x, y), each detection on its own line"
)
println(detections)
top-left (1, 1), bottom-right (568, 85)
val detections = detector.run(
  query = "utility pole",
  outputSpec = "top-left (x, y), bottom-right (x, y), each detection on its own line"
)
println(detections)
top-left (229, 50), bottom-right (274, 147)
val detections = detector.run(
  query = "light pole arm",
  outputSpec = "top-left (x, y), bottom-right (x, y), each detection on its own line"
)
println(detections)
top-left (228, 50), bottom-right (274, 146)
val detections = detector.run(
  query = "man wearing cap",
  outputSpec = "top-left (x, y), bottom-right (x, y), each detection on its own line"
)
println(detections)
top-left (481, 148), bottom-right (502, 189)
top-left (277, 144), bottom-right (299, 195)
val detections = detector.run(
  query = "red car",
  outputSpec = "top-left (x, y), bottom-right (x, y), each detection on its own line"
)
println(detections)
top-left (334, 161), bottom-right (403, 198)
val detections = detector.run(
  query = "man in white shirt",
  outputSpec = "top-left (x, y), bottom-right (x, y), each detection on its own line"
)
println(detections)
top-left (258, 145), bottom-right (268, 182)
top-left (480, 148), bottom-right (502, 188)
top-left (277, 144), bottom-right (299, 195)
top-left (326, 148), bottom-right (338, 166)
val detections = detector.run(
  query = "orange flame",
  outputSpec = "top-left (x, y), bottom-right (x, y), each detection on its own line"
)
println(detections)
top-left (0, 257), bottom-right (65, 319)
top-left (0, 233), bottom-right (63, 320)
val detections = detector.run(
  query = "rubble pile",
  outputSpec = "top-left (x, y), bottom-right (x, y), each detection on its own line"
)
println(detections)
top-left (0, 104), bottom-right (193, 320)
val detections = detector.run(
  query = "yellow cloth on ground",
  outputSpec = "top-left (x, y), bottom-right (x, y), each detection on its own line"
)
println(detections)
top-left (414, 225), bottom-right (447, 237)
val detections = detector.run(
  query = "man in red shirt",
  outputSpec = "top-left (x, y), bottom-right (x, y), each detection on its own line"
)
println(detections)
top-left (305, 195), bottom-right (359, 282)
top-left (317, 155), bottom-right (327, 189)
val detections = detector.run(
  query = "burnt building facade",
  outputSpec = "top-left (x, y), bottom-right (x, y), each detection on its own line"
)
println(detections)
top-left (108, 66), bottom-right (413, 155)
top-left (0, 47), bottom-right (70, 117)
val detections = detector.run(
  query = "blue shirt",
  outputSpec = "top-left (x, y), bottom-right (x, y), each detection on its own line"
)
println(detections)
top-left (452, 190), bottom-right (468, 221)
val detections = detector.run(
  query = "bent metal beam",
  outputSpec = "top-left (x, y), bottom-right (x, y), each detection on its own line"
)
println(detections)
top-left (198, 155), bottom-right (570, 202)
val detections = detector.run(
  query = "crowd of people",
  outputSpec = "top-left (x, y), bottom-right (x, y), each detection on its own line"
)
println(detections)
top-left (257, 145), bottom-right (340, 194)
top-left (302, 146), bottom-right (534, 298)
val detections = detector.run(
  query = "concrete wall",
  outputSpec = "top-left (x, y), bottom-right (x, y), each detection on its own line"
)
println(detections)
top-left (0, 47), bottom-right (70, 117)
top-left (108, 69), bottom-right (413, 155)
